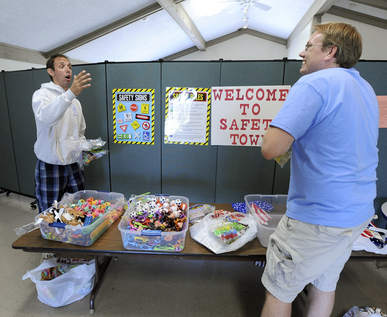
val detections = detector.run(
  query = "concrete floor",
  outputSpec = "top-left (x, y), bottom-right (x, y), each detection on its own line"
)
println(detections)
top-left (2, 192), bottom-right (387, 317)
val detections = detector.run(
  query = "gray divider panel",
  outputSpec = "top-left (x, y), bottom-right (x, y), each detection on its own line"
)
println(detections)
top-left (272, 60), bottom-right (303, 194)
top-left (355, 61), bottom-right (387, 197)
top-left (161, 62), bottom-right (220, 202)
top-left (107, 62), bottom-right (161, 197)
top-left (72, 64), bottom-right (110, 191)
top-left (5, 70), bottom-right (36, 196)
top-left (217, 61), bottom-right (284, 203)
top-left (0, 72), bottom-right (19, 191)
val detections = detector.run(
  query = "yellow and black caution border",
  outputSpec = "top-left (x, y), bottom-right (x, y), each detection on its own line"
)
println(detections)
top-left (112, 88), bottom-right (155, 145)
top-left (164, 87), bottom-right (211, 146)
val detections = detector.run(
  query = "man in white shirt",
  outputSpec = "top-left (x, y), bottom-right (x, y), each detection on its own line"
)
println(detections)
top-left (32, 54), bottom-right (92, 212)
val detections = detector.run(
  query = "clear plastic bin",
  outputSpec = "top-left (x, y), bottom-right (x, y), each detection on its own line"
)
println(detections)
top-left (119, 195), bottom-right (189, 252)
top-left (244, 194), bottom-right (287, 247)
top-left (37, 190), bottom-right (126, 246)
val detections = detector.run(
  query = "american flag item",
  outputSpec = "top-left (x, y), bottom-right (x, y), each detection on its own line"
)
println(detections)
top-left (252, 202), bottom-right (272, 225)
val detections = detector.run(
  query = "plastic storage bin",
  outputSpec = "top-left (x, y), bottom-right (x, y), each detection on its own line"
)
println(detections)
top-left (37, 190), bottom-right (126, 246)
top-left (119, 195), bottom-right (189, 252)
top-left (244, 194), bottom-right (287, 247)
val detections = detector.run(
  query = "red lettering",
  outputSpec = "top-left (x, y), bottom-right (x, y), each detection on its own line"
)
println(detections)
top-left (230, 134), bottom-right (239, 145)
top-left (240, 119), bottom-right (250, 130)
top-left (220, 118), bottom-right (227, 130)
top-left (239, 134), bottom-right (248, 145)
top-left (236, 89), bottom-right (244, 100)
top-left (240, 103), bottom-right (249, 115)
top-left (256, 88), bottom-right (264, 100)
top-left (279, 89), bottom-right (289, 101)
top-left (251, 119), bottom-right (260, 130)
top-left (262, 119), bottom-right (272, 130)
top-left (249, 134), bottom-right (261, 145)
top-left (266, 89), bottom-right (277, 101)
top-left (230, 119), bottom-right (239, 130)
top-left (252, 103), bottom-right (260, 115)
top-left (212, 89), bottom-right (223, 100)
top-left (230, 133), bottom-right (263, 146)
top-left (225, 89), bottom-right (234, 101)
top-left (246, 88), bottom-right (254, 100)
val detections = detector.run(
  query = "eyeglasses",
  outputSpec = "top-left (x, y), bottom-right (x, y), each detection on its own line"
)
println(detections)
top-left (304, 43), bottom-right (323, 51)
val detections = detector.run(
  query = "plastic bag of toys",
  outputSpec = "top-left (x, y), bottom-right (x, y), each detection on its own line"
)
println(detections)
top-left (80, 138), bottom-right (107, 166)
top-left (61, 137), bottom-right (106, 165)
top-left (190, 210), bottom-right (257, 254)
top-left (22, 257), bottom-right (95, 307)
top-left (82, 148), bottom-right (108, 166)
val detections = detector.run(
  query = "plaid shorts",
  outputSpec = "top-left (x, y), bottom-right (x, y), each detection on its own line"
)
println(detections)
top-left (34, 160), bottom-right (85, 213)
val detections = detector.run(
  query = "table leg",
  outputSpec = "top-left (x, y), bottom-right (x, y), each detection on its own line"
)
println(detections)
top-left (89, 255), bottom-right (112, 314)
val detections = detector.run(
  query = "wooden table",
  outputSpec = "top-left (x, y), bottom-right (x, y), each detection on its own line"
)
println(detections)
top-left (12, 203), bottom-right (387, 313)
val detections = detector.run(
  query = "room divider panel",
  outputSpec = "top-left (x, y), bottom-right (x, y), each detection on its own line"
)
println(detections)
top-left (0, 71), bottom-right (19, 192)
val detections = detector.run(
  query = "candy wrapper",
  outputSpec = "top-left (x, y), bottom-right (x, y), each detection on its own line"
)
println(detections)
top-left (274, 149), bottom-right (291, 168)
top-left (190, 210), bottom-right (256, 254)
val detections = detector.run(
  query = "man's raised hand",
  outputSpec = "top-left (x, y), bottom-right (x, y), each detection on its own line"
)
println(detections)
top-left (70, 70), bottom-right (92, 96)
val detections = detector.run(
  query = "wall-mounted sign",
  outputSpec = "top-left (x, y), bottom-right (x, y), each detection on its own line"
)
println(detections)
top-left (378, 96), bottom-right (387, 128)
top-left (164, 87), bottom-right (210, 145)
top-left (211, 86), bottom-right (290, 146)
top-left (112, 88), bottom-right (155, 144)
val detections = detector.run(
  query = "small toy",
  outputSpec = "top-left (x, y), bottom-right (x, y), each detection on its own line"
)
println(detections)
top-left (36, 193), bottom-right (126, 246)
top-left (213, 221), bottom-right (248, 244)
top-left (232, 202), bottom-right (247, 213)
top-left (41, 265), bottom-right (67, 281)
top-left (127, 196), bottom-right (187, 232)
top-left (120, 195), bottom-right (189, 252)
top-left (361, 223), bottom-right (387, 249)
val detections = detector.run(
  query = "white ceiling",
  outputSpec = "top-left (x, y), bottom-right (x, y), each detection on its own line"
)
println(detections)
top-left (0, 0), bottom-right (386, 64)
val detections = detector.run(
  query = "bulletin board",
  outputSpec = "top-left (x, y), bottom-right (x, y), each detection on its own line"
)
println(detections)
top-left (113, 88), bottom-right (155, 145)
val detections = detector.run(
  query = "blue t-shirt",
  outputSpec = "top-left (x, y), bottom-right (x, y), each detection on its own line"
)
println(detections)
top-left (271, 67), bottom-right (379, 227)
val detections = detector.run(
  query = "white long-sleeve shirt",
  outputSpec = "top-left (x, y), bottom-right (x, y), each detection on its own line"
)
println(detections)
top-left (32, 81), bottom-right (86, 165)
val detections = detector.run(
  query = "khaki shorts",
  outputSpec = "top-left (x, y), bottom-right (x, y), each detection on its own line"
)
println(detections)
top-left (261, 215), bottom-right (371, 303)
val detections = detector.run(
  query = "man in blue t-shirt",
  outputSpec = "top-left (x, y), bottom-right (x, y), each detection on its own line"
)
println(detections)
top-left (260, 23), bottom-right (378, 317)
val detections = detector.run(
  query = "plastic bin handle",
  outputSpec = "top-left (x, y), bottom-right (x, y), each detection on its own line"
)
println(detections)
top-left (141, 230), bottom-right (162, 236)
top-left (48, 222), bottom-right (66, 229)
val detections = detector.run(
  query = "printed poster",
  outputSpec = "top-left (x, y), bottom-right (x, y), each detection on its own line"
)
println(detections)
top-left (164, 87), bottom-right (210, 145)
top-left (378, 96), bottom-right (387, 128)
top-left (112, 89), bottom-right (155, 144)
top-left (211, 86), bottom-right (290, 146)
